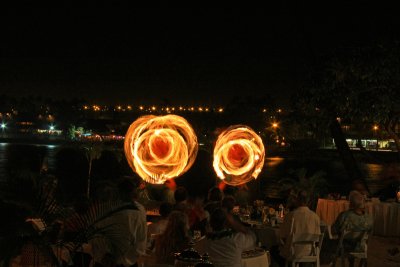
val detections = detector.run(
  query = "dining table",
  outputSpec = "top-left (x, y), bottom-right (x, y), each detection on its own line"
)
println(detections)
top-left (190, 235), bottom-right (270, 267)
top-left (246, 220), bottom-right (281, 250)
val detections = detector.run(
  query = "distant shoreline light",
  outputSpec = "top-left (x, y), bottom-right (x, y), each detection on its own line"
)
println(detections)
top-left (80, 104), bottom-right (279, 113)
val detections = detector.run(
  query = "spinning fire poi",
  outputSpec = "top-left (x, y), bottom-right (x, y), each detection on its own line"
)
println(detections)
top-left (213, 125), bottom-right (265, 186)
top-left (124, 115), bottom-right (198, 184)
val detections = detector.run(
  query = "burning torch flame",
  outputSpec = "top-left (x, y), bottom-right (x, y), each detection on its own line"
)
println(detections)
top-left (124, 115), bottom-right (198, 184)
top-left (213, 125), bottom-right (265, 186)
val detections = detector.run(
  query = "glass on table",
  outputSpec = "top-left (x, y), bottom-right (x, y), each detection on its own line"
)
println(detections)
top-left (193, 230), bottom-right (201, 241)
top-left (240, 207), bottom-right (251, 222)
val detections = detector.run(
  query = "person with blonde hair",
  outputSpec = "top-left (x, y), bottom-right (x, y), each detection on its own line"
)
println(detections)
top-left (349, 180), bottom-right (369, 199)
top-left (155, 211), bottom-right (191, 264)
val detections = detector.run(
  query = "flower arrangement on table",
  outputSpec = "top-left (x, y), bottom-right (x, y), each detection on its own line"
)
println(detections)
top-left (262, 207), bottom-right (276, 225)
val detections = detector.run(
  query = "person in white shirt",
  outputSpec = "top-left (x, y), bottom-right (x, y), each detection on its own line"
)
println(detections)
top-left (278, 190), bottom-right (320, 266)
top-left (206, 208), bottom-right (256, 267)
top-left (91, 178), bottom-right (147, 267)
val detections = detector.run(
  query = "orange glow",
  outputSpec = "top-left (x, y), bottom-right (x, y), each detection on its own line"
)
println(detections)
top-left (213, 125), bottom-right (265, 186)
top-left (272, 122), bottom-right (278, 128)
top-left (124, 115), bottom-right (198, 184)
top-left (218, 108), bottom-right (224, 112)
top-left (139, 106), bottom-right (144, 110)
top-left (165, 178), bottom-right (177, 191)
top-left (373, 125), bottom-right (379, 131)
top-left (218, 181), bottom-right (227, 191)
top-left (152, 106), bottom-right (156, 111)
top-left (93, 105), bottom-right (101, 111)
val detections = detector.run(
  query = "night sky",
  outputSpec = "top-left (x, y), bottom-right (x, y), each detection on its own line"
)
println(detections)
top-left (1, 7), bottom-right (399, 106)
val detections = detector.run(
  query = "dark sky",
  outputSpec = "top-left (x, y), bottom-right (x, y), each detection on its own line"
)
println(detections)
top-left (1, 7), bottom-right (399, 106)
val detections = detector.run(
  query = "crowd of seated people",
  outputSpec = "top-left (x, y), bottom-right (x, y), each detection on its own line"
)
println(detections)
top-left (150, 185), bottom-right (259, 266)
top-left (83, 178), bottom-right (374, 267)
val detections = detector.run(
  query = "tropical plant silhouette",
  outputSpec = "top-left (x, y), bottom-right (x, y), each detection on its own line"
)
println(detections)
top-left (278, 168), bottom-right (329, 209)
top-left (0, 170), bottom-right (138, 267)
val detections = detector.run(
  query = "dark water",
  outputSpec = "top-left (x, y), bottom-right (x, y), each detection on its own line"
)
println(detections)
top-left (0, 142), bottom-right (398, 197)
top-left (261, 157), bottom-right (389, 195)
top-left (0, 142), bottom-right (58, 180)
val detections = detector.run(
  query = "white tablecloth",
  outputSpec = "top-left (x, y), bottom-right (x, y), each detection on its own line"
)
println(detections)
top-left (316, 198), bottom-right (400, 237)
top-left (241, 251), bottom-right (269, 267)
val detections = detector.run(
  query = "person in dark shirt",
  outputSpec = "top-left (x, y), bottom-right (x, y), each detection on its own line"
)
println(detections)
top-left (204, 187), bottom-right (223, 216)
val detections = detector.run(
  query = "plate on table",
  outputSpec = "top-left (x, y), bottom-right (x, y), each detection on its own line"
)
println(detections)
top-left (242, 247), bottom-right (265, 258)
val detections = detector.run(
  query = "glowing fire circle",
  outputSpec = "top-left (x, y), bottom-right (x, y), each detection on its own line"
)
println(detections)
top-left (124, 115), bottom-right (198, 184)
top-left (213, 125), bottom-right (265, 186)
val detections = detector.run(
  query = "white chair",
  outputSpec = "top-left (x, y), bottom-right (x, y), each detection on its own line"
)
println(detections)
top-left (285, 231), bottom-right (325, 267)
top-left (332, 229), bottom-right (368, 267)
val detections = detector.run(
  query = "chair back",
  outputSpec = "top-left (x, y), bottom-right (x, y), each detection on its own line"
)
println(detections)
top-left (357, 231), bottom-right (369, 254)
top-left (290, 221), bottom-right (325, 256)
top-left (332, 228), bottom-right (369, 267)
top-left (286, 232), bottom-right (324, 267)
top-left (318, 224), bottom-right (327, 252)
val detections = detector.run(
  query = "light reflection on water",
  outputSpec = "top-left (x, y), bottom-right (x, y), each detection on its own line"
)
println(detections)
top-left (362, 163), bottom-right (384, 194)
top-left (265, 157), bottom-right (284, 167)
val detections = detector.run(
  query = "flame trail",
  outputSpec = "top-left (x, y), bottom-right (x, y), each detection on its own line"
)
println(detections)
top-left (124, 115), bottom-right (198, 184)
top-left (213, 125), bottom-right (265, 185)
